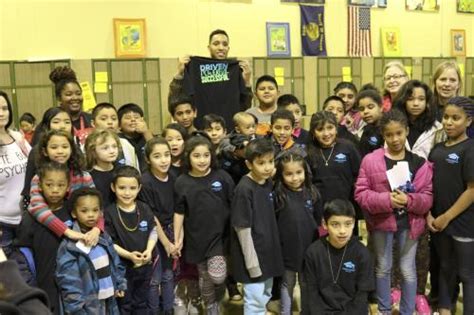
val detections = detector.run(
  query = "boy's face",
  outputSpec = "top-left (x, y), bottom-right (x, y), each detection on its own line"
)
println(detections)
top-left (120, 111), bottom-right (143, 135)
top-left (255, 81), bottom-right (279, 107)
top-left (325, 100), bottom-right (345, 124)
top-left (173, 104), bottom-right (196, 129)
top-left (271, 118), bottom-right (293, 146)
top-left (20, 121), bottom-right (34, 133)
top-left (284, 103), bottom-right (302, 129)
top-left (246, 152), bottom-right (275, 183)
top-left (323, 215), bottom-right (355, 249)
top-left (205, 122), bottom-right (226, 145)
top-left (72, 195), bottom-right (101, 229)
top-left (40, 170), bottom-right (68, 207)
top-left (235, 116), bottom-right (256, 137)
top-left (93, 107), bottom-right (119, 131)
top-left (111, 177), bottom-right (141, 209)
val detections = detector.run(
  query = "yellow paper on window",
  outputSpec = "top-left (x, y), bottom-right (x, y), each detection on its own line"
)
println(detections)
top-left (274, 67), bottom-right (285, 77)
top-left (275, 76), bottom-right (285, 86)
top-left (404, 66), bottom-right (412, 77)
top-left (80, 81), bottom-right (97, 112)
top-left (94, 82), bottom-right (108, 93)
top-left (458, 63), bottom-right (465, 79)
top-left (95, 72), bottom-right (108, 82)
top-left (342, 67), bottom-right (352, 82)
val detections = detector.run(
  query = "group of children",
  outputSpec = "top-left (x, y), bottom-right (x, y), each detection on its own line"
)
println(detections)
top-left (9, 62), bottom-right (474, 315)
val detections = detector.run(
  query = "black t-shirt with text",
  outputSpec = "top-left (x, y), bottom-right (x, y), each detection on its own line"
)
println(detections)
top-left (183, 56), bottom-right (248, 129)
top-left (429, 138), bottom-right (474, 238)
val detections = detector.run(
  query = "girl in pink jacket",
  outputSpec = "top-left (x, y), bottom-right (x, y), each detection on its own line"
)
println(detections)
top-left (354, 110), bottom-right (433, 315)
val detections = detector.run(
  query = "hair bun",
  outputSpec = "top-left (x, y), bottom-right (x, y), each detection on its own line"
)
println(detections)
top-left (49, 66), bottom-right (77, 84)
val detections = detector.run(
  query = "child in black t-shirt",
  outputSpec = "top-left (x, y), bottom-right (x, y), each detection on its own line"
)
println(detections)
top-left (304, 199), bottom-right (374, 315)
top-left (139, 137), bottom-right (177, 314)
top-left (231, 138), bottom-right (284, 314)
top-left (277, 94), bottom-right (310, 146)
top-left (356, 86), bottom-right (384, 157)
top-left (85, 129), bottom-right (121, 208)
top-left (427, 96), bottom-right (474, 314)
top-left (15, 162), bottom-right (72, 314)
top-left (162, 123), bottom-right (188, 178)
top-left (323, 95), bottom-right (360, 146)
top-left (105, 166), bottom-right (157, 314)
top-left (203, 113), bottom-right (227, 150)
top-left (274, 151), bottom-right (322, 315)
top-left (117, 103), bottom-right (154, 173)
top-left (269, 109), bottom-right (306, 160)
top-left (173, 133), bottom-right (234, 315)
top-left (168, 96), bottom-right (198, 134)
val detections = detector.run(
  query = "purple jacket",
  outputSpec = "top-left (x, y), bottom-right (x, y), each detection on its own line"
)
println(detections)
top-left (354, 148), bottom-right (433, 239)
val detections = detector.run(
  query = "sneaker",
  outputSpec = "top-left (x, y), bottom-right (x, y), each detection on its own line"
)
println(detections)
top-left (391, 288), bottom-right (401, 304)
top-left (416, 295), bottom-right (431, 315)
top-left (188, 299), bottom-right (201, 315)
top-left (227, 283), bottom-right (242, 301)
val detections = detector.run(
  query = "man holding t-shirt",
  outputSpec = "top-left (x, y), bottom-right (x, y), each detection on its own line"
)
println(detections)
top-left (168, 29), bottom-right (253, 129)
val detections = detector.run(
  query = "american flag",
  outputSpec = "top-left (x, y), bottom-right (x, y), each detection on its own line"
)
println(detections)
top-left (348, 5), bottom-right (372, 57)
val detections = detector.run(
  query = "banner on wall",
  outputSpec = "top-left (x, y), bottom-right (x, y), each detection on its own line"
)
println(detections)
top-left (300, 5), bottom-right (327, 56)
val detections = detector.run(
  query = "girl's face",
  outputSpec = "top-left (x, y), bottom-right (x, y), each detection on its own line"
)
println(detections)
top-left (39, 170), bottom-right (68, 207)
top-left (382, 121), bottom-right (408, 155)
top-left (189, 144), bottom-right (211, 177)
top-left (49, 112), bottom-right (72, 134)
top-left (384, 66), bottom-right (408, 97)
top-left (358, 97), bottom-right (383, 124)
top-left (95, 136), bottom-right (119, 164)
top-left (325, 100), bottom-right (345, 124)
top-left (435, 68), bottom-right (460, 101)
top-left (312, 122), bottom-right (337, 148)
top-left (165, 129), bottom-right (184, 157)
top-left (148, 143), bottom-right (171, 176)
top-left (442, 105), bottom-right (472, 142)
top-left (20, 121), bottom-right (34, 133)
top-left (44, 135), bottom-right (72, 164)
top-left (335, 88), bottom-right (356, 111)
top-left (282, 160), bottom-right (305, 192)
top-left (406, 87), bottom-right (427, 120)
top-left (0, 96), bottom-right (10, 130)
top-left (59, 83), bottom-right (83, 116)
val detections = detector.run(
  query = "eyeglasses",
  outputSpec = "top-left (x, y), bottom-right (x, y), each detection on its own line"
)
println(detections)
top-left (384, 74), bottom-right (407, 81)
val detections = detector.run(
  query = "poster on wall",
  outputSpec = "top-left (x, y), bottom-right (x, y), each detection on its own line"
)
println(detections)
top-left (113, 18), bottom-right (147, 58)
top-left (348, 0), bottom-right (387, 8)
top-left (282, 0), bottom-right (325, 3)
top-left (301, 5), bottom-right (326, 56)
top-left (266, 22), bottom-right (291, 57)
top-left (451, 29), bottom-right (466, 56)
top-left (381, 27), bottom-right (401, 56)
top-left (406, 0), bottom-right (440, 11)
top-left (457, 0), bottom-right (474, 13)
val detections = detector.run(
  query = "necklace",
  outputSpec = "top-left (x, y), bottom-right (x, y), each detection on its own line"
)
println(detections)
top-left (320, 145), bottom-right (335, 166)
top-left (116, 205), bottom-right (140, 232)
top-left (326, 241), bottom-right (348, 284)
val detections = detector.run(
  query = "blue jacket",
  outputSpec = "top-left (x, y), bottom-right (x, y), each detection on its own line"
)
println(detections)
top-left (56, 223), bottom-right (127, 315)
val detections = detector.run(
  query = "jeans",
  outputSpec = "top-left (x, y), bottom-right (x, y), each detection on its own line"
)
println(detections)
top-left (243, 278), bottom-right (273, 315)
top-left (118, 264), bottom-right (153, 315)
top-left (149, 244), bottom-right (175, 312)
top-left (372, 229), bottom-right (418, 315)
top-left (280, 270), bottom-right (306, 315)
top-left (433, 232), bottom-right (474, 314)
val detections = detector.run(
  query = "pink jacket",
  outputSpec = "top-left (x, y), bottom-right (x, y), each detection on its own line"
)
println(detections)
top-left (354, 148), bottom-right (433, 239)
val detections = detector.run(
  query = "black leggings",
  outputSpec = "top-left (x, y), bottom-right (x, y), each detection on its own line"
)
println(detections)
top-left (433, 232), bottom-right (474, 314)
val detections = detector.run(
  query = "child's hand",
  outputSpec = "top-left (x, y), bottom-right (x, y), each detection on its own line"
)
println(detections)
top-left (83, 228), bottom-right (100, 247)
top-left (141, 249), bottom-right (152, 264)
top-left (344, 115), bottom-right (354, 128)
top-left (426, 212), bottom-right (439, 233)
top-left (393, 189), bottom-right (408, 206)
top-left (64, 229), bottom-right (85, 241)
top-left (165, 242), bottom-right (176, 257)
top-left (135, 118), bottom-right (148, 134)
top-left (433, 213), bottom-right (451, 232)
top-left (115, 290), bottom-right (125, 298)
top-left (390, 192), bottom-right (405, 209)
top-left (129, 251), bottom-right (143, 266)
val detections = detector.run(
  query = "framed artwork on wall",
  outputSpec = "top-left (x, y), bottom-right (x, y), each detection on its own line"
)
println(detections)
top-left (266, 22), bottom-right (291, 57)
top-left (113, 18), bottom-right (147, 58)
top-left (457, 0), bottom-right (474, 13)
top-left (381, 27), bottom-right (401, 56)
top-left (406, 0), bottom-right (439, 11)
top-left (451, 29), bottom-right (466, 56)
top-left (348, 0), bottom-right (387, 8)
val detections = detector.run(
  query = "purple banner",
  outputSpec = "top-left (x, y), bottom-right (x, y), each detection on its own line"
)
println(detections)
top-left (300, 5), bottom-right (327, 56)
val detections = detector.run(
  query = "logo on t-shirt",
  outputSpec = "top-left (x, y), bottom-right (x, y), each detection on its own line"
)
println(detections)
top-left (334, 153), bottom-right (347, 163)
top-left (305, 200), bottom-right (313, 210)
top-left (64, 220), bottom-right (73, 228)
top-left (369, 136), bottom-right (379, 146)
top-left (446, 153), bottom-right (460, 164)
top-left (200, 63), bottom-right (229, 83)
top-left (139, 220), bottom-right (148, 232)
top-left (342, 261), bottom-right (356, 273)
top-left (211, 181), bottom-right (223, 192)
top-left (223, 160), bottom-right (232, 168)
top-left (268, 192), bottom-right (274, 203)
